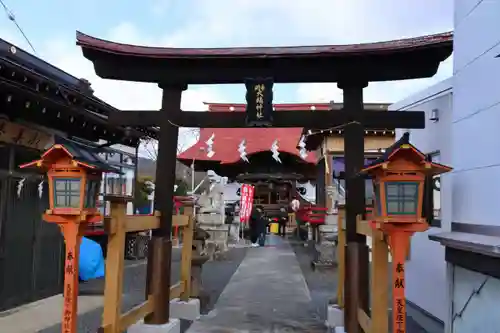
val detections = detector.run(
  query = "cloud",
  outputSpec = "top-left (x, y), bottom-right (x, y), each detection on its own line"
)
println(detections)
top-left (150, 0), bottom-right (173, 17)
top-left (1, 0), bottom-right (454, 155)
top-left (149, 0), bottom-right (453, 46)
top-left (297, 57), bottom-right (454, 104)
top-left (2, 23), bottom-right (226, 155)
top-left (166, 0), bottom-right (453, 103)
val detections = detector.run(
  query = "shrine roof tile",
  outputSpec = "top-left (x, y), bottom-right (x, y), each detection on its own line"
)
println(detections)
top-left (178, 102), bottom-right (333, 164)
top-left (76, 31), bottom-right (452, 59)
top-left (178, 126), bottom-right (316, 164)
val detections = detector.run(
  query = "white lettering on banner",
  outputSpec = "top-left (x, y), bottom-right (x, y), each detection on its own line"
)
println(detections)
top-left (239, 184), bottom-right (255, 223)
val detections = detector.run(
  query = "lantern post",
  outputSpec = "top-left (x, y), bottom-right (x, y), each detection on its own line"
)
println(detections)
top-left (360, 133), bottom-right (452, 333)
top-left (20, 144), bottom-right (110, 333)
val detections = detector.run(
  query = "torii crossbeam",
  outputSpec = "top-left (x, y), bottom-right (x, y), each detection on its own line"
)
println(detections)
top-left (110, 108), bottom-right (424, 129)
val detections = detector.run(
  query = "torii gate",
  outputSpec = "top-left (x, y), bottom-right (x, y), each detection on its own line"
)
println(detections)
top-left (76, 31), bottom-right (452, 333)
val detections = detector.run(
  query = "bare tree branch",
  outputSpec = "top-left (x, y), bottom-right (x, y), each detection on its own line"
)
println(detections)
top-left (140, 127), bottom-right (200, 161)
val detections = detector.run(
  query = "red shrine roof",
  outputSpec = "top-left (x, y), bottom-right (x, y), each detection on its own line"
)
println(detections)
top-left (77, 31), bottom-right (452, 59)
top-left (177, 103), bottom-right (330, 165)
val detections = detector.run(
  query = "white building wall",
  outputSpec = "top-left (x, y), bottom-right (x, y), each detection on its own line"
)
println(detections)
top-left (447, 1), bottom-right (500, 332)
top-left (224, 182), bottom-right (241, 203)
top-left (390, 78), bottom-right (453, 322)
top-left (452, 0), bottom-right (500, 226)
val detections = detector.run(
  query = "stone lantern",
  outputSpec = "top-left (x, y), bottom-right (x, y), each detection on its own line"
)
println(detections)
top-left (360, 132), bottom-right (452, 333)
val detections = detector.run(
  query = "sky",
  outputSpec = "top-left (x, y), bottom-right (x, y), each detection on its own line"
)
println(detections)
top-left (0, 0), bottom-right (454, 155)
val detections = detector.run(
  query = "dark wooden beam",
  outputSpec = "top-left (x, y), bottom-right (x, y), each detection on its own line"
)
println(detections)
top-left (85, 47), bottom-right (450, 85)
top-left (110, 109), bottom-right (425, 129)
top-left (341, 82), bottom-right (370, 333)
top-left (316, 158), bottom-right (326, 207)
top-left (1, 79), bottom-right (146, 144)
top-left (144, 85), bottom-right (184, 325)
top-left (445, 247), bottom-right (500, 280)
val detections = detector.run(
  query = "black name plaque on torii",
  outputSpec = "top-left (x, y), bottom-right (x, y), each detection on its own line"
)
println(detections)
top-left (245, 78), bottom-right (274, 127)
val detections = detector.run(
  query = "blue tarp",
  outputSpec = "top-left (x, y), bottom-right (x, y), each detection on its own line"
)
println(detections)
top-left (79, 237), bottom-right (105, 281)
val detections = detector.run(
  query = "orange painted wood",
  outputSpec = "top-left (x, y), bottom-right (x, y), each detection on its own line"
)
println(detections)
top-left (60, 223), bottom-right (83, 333)
top-left (388, 231), bottom-right (410, 333)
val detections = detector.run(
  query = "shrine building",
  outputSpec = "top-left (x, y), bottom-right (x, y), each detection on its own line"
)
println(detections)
top-left (177, 102), bottom-right (396, 215)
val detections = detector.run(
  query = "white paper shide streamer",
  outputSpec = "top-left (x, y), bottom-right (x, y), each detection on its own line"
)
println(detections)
top-left (16, 178), bottom-right (25, 198)
top-left (298, 135), bottom-right (308, 160)
top-left (270, 139), bottom-right (282, 163)
top-left (16, 178), bottom-right (45, 198)
top-left (37, 180), bottom-right (44, 198)
top-left (205, 133), bottom-right (215, 158)
top-left (238, 139), bottom-right (249, 163)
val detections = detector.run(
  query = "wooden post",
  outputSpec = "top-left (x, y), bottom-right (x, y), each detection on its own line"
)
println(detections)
top-left (388, 231), bottom-right (411, 333)
top-left (287, 212), bottom-right (295, 231)
top-left (316, 158), bottom-right (327, 208)
top-left (173, 225), bottom-right (179, 246)
top-left (145, 85), bottom-right (185, 324)
top-left (60, 222), bottom-right (83, 333)
top-left (336, 206), bottom-right (345, 308)
top-left (370, 230), bottom-right (389, 333)
top-left (102, 196), bottom-right (128, 333)
top-left (180, 216), bottom-right (194, 301)
top-left (325, 151), bottom-right (333, 216)
top-left (340, 81), bottom-right (370, 333)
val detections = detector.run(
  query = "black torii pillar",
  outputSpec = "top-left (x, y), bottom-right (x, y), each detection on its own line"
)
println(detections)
top-left (339, 82), bottom-right (370, 333)
top-left (144, 85), bottom-right (185, 324)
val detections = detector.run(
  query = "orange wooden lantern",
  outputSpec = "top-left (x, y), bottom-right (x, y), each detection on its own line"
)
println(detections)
top-left (360, 132), bottom-right (452, 333)
top-left (20, 143), bottom-right (112, 333)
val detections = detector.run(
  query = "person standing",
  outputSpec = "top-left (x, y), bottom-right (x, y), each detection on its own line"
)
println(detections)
top-left (290, 196), bottom-right (305, 240)
top-left (290, 196), bottom-right (300, 213)
top-left (278, 206), bottom-right (288, 237)
top-left (249, 205), bottom-right (266, 247)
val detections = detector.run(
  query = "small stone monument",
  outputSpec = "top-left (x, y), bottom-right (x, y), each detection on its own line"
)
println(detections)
top-left (196, 170), bottom-right (230, 258)
top-left (314, 185), bottom-right (339, 267)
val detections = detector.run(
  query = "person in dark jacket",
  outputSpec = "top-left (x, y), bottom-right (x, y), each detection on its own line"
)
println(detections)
top-left (249, 205), bottom-right (266, 247)
top-left (278, 206), bottom-right (288, 237)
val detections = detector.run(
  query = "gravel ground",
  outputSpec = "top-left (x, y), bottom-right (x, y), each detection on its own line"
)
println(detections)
top-left (289, 239), bottom-right (428, 333)
top-left (38, 247), bottom-right (247, 333)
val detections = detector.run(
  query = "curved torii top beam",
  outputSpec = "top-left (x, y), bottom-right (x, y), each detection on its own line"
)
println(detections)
top-left (76, 31), bottom-right (453, 84)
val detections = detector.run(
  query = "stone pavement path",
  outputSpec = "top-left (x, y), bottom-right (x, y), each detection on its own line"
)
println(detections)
top-left (187, 235), bottom-right (325, 333)
top-left (7, 247), bottom-right (247, 333)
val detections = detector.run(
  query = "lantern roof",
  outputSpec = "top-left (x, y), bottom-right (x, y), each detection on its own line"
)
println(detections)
top-left (360, 132), bottom-right (452, 175)
top-left (20, 138), bottom-right (121, 173)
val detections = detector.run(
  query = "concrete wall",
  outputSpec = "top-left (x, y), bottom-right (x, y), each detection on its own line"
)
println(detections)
top-left (390, 78), bottom-right (453, 322)
top-left (451, 267), bottom-right (500, 333)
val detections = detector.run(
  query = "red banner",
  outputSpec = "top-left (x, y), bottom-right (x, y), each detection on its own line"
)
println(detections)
top-left (239, 184), bottom-right (255, 223)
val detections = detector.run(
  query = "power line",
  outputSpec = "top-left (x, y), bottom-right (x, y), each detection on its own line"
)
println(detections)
top-left (0, 0), bottom-right (37, 54)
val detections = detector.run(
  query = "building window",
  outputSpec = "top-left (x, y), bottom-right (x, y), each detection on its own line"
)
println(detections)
top-left (385, 182), bottom-right (419, 215)
top-left (338, 178), bottom-right (374, 206)
top-left (54, 178), bottom-right (81, 208)
top-left (430, 152), bottom-right (442, 225)
top-left (365, 178), bottom-right (374, 206)
top-left (85, 180), bottom-right (99, 208)
top-left (373, 182), bottom-right (381, 215)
